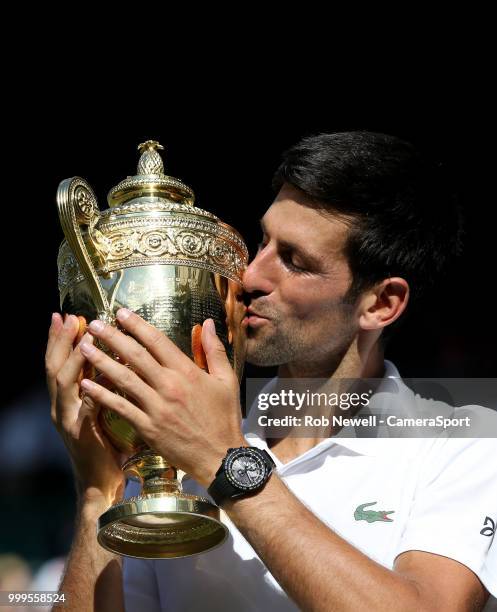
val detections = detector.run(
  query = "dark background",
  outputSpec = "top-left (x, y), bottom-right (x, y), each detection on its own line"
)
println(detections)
top-left (1, 84), bottom-right (495, 569)
top-left (5, 104), bottom-right (496, 402)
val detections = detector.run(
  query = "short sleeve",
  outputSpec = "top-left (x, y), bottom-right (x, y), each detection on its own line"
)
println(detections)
top-left (395, 437), bottom-right (497, 597)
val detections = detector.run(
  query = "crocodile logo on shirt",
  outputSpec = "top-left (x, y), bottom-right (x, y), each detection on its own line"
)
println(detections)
top-left (354, 502), bottom-right (395, 523)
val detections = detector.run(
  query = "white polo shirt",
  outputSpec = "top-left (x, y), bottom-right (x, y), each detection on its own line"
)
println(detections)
top-left (123, 361), bottom-right (497, 611)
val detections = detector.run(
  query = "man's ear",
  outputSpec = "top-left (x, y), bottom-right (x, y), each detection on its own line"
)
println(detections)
top-left (358, 277), bottom-right (410, 331)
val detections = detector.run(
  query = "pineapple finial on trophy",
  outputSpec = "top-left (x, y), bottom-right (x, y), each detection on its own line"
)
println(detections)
top-left (107, 140), bottom-right (195, 207)
top-left (137, 140), bottom-right (165, 175)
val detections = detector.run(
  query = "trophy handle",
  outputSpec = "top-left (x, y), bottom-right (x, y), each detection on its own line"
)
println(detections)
top-left (56, 177), bottom-right (113, 322)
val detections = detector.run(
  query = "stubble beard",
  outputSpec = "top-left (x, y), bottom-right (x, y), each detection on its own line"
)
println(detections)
top-left (246, 304), bottom-right (356, 368)
top-left (246, 323), bottom-right (306, 366)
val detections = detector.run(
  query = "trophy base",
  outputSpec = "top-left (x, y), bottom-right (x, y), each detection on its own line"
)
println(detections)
top-left (97, 491), bottom-right (228, 558)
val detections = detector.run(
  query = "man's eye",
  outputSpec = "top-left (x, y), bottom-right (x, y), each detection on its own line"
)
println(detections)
top-left (281, 251), bottom-right (307, 273)
top-left (287, 261), bottom-right (307, 272)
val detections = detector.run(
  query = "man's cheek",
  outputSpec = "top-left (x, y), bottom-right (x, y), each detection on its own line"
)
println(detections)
top-left (293, 300), bottom-right (330, 322)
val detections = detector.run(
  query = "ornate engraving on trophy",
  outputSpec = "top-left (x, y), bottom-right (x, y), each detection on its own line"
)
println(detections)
top-left (56, 140), bottom-right (247, 559)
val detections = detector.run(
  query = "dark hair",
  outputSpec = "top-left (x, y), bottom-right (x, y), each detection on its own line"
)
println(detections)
top-left (272, 131), bottom-right (463, 308)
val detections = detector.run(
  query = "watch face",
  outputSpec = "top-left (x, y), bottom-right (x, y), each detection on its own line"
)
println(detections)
top-left (225, 449), bottom-right (268, 491)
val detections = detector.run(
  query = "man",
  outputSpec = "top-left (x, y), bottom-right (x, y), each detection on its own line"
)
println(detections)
top-left (46, 132), bottom-right (496, 611)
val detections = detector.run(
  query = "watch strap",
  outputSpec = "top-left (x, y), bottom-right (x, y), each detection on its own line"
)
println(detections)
top-left (207, 447), bottom-right (275, 506)
top-left (208, 471), bottom-right (240, 506)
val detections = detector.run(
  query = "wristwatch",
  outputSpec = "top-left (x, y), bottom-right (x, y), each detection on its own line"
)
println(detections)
top-left (208, 446), bottom-right (275, 506)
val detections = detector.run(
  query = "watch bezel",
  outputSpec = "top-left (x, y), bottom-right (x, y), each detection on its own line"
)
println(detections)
top-left (224, 447), bottom-right (270, 492)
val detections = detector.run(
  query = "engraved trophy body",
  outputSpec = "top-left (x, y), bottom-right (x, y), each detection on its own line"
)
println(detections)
top-left (56, 141), bottom-right (247, 558)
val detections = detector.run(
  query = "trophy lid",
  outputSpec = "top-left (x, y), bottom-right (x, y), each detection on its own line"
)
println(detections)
top-left (108, 140), bottom-right (196, 208)
top-left (57, 140), bottom-right (248, 306)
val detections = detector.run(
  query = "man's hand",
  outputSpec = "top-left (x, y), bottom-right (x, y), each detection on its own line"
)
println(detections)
top-left (45, 313), bottom-right (125, 506)
top-left (79, 309), bottom-right (247, 488)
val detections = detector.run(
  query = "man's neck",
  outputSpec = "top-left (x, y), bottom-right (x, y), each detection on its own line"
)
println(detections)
top-left (268, 336), bottom-right (385, 464)
top-left (277, 335), bottom-right (385, 380)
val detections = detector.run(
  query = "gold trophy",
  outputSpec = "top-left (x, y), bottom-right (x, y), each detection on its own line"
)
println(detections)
top-left (56, 141), bottom-right (247, 558)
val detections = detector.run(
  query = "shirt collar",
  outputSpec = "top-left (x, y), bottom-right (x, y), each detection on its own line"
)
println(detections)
top-left (243, 359), bottom-right (412, 461)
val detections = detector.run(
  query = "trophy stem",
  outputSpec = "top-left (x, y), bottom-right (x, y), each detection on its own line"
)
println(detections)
top-left (122, 450), bottom-right (184, 495)
top-left (97, 447), bottom-right (228, 558)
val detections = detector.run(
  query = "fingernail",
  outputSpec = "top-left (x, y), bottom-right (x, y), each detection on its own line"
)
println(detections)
top-left (78, 333), bottom-right (93, 346)
top-left (80, 342), bottom-right (96, 356)
top-left (89, 319), bottom-right (105, 333)
top-left (64, 314), bottom-right (76, 329)
top-left (116, 308), bottom-right (132, 321)
top-left (205, 318), bottom-right (216, 335)
top-left (81, 379), bottom-right (95, 391)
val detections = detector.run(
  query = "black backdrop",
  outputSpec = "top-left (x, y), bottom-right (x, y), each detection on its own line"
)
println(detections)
top-left (4, 108), bottom-right (495, 412)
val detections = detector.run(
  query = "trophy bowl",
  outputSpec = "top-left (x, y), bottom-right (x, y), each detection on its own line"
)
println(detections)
top-left (56, 140), bottom-right (247, 558)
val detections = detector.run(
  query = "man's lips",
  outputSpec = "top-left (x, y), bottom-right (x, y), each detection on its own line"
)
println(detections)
top-left (246, 307), bottom-right (269, 319)
top-left (242, 307), bottom-right (270, 327)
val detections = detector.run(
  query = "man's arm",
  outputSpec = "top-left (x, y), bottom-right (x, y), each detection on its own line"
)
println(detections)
top-left (223, 475), bottom-right (488, 612)
top-left (55, 496), bottom-right (124, 612)
top-left (78, 311), bottom-right (490, 612)
top-left (46, 314), bottom-right (126, 612)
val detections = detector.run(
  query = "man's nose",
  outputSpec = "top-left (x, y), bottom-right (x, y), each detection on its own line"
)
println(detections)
top-left (242, 247), bottom-right (275, 295)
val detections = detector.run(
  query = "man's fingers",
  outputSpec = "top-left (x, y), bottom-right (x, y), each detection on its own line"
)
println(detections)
top-left (45, 314), bottom-right (80, 376)
top-left (58, 333), bottom-right (94, 391)
top-left (80, 378), bottom-right (150, 434)
top-left (45, 313), bottom-right (64, 361)
top-left (76, 392), bottom-right (103, 426)
top-left (51, 333), bottom-right (94, 426)
top-left (79, 341), bottom-right (158, 408)
top-left (85, 318), bottom-right (167, 385)
top-left (201, 319), bottom-right (234, 384)
top-left (46, 314), bottom-right (81, 412)
top-left (114, 308), bottom-right (188, 369)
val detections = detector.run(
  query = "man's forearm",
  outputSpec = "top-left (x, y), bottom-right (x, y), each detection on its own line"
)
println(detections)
top-left (223, 475), bottom-right (427, 612)
top-left (54, 498), bottom-right (124, 612)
